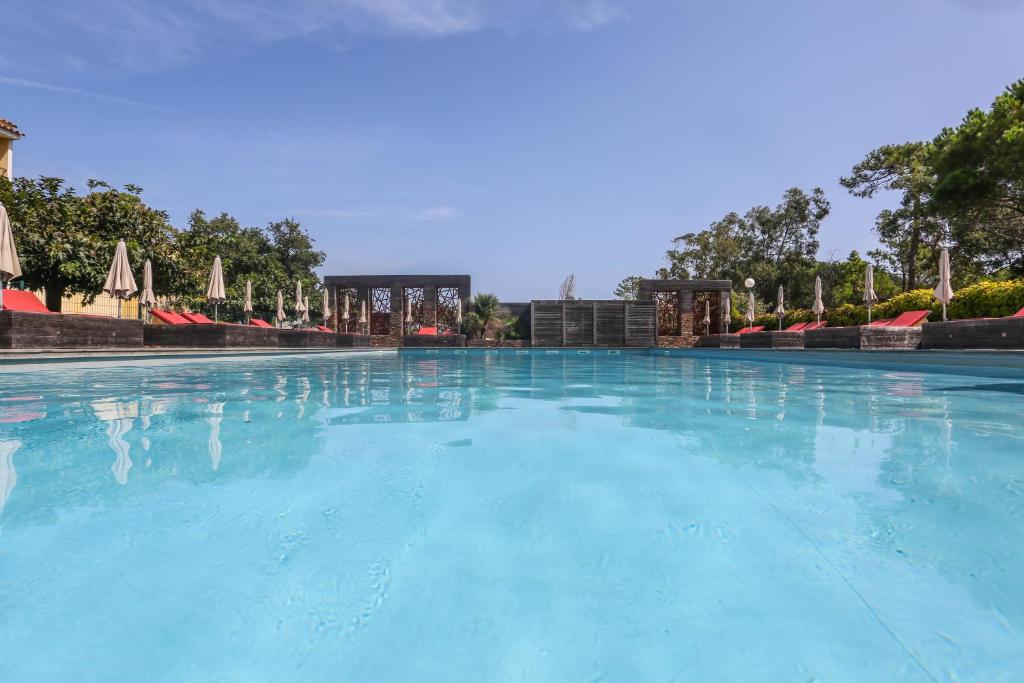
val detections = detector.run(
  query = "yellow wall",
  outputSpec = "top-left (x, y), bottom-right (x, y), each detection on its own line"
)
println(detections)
top-left (30, 290), bottom-right (141, 318)
top-left (0, 139), bottom-right (12, 177)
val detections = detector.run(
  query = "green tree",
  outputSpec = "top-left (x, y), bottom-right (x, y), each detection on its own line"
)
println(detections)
top-left (841, 142), bottom-right (946, 290)
top-left (0, 176), bottom-right (176, 311)
top-left (663, 187), bottom-right (829, 305)
top-left (931, 78), bottom-right (1024, 276)
top-left (613, 275), bottom-right (642, 300)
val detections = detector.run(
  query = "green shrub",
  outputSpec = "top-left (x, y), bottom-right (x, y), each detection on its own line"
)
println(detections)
top-left (724, 279), bottom-right (1024, 331)
top-left (947, 279), bottom-right (1024, 319)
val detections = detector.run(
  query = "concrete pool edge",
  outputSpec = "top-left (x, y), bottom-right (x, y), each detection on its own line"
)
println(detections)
top-left (0, 347), bottom-right (395, 369)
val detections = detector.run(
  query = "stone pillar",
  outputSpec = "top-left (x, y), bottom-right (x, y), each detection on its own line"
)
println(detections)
top-left (679, 289), bottom-right (694, 337)
top-left (423, 285), bottom-right (438, 328)
top-left (390, 285), bottom-right (403, 335)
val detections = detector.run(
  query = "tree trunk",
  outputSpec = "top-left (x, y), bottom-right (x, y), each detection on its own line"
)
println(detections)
top-left (907, 198), bottom-right (921, 291)
top-left (45, 282), bottom-right (65, 313)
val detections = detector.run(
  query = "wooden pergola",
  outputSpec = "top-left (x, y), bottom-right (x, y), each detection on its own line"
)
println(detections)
top-left (322, 275), bottom-right (470, 336)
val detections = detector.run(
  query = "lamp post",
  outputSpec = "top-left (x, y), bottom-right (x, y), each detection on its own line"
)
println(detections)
top-left (744, 278), bottom-right (756, 330)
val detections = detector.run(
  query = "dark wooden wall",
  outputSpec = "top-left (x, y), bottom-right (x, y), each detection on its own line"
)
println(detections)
top-left (530, 301), bottom-right (655, 347)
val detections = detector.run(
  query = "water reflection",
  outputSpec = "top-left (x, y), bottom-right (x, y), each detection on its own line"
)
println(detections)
top-left (0, 439), bottom-right (20, 513)
top-left (206, 403), bottom-right (224, 471)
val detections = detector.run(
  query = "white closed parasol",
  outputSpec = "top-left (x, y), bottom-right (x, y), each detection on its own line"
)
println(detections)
top-left (0, 202), bottom-right (22, 312)
top-left (103, 239), bottom-right (137, 318)
top-left (775, 285), bottom-right (785, 330)
top-left (934, 248), bottom-right (954, 322)
top-left (206, 255), bottom-right (226, 322)
top-left (275, 290), bottom-right (285, 327)
top-left (812, 276), bottom-right (825, 324)
top-left (863, 264), bottom-right (878, 323)
top-left (243, 279), bottom-right (253, 323)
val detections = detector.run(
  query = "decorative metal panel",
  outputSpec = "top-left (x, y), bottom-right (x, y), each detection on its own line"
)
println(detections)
top-left (654, 291), bottom-right (680, 336)
top-left (436, 287), bottom-right (461, 334)
top-left (370, 287), bottom-right (392, 336)
top-left (403, 287), bottom-right (426, 332)
top-left (692, 290), bottom-right (719, 336)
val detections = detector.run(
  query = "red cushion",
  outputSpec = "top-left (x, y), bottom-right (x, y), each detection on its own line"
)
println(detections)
top-left (316, 325), bottom-right (331, 332)
top-left (249, 318), bottom-right (273, 328)
top-left (868, 319), bottom-right (893, 327)
top-left (181, 312), bottom-right (215, 324)
top-left (418, 327), bottom-right (438, 335)
top-left (888, 310), bottom-right (930, 327)
top-left (1011, 307), bottom-right (1024, 318)
top-left (803, 321), bottom-right (827, 331)
top-left (1, 290), bottom-right (52, 313)
top-left (785, 322), bottom-right (808, 331)
top-left (737, 326), bottom-right (764, 334)
top-left (151, 309), bottom-right (191, 325)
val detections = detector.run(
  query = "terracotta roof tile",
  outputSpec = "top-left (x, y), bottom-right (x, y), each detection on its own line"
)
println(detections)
top-left (0, 118), bottom-right (24, 137)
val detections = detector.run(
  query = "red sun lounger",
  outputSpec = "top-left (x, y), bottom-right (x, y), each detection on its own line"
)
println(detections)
top-left (181, 312), bottom-right (216, 324)
top-left (784, 322), bottom-right (809, 331)
top-left (315, 325), bottom-right (331, 332)
top-left (737, 326), bottom-right (765, 334)
top-left (1011, 307), bottom-right (1024, 318)
top-left (418, 326), bottom-right (438, 335)
top-left (150, 309), bottom-right (192, 325)
top-left (0, 290), bottom-right (53, 313)
top-left (249, 318), bottom-right (273, 328)
top-left (886, 310), bottom-right (930, 327)
top-left (803, 321), bottom-right (828, 331)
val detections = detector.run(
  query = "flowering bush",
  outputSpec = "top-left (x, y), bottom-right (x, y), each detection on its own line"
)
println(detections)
top-left (724, 280), bottom-right (1024, 331)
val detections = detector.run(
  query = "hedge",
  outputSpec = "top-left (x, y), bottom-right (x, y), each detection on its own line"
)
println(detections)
top-left (726, 279), bottom-right (1024, 331)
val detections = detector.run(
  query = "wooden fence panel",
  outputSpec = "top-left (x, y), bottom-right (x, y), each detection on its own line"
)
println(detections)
top-left (530, 301), bottom-right (654, 347)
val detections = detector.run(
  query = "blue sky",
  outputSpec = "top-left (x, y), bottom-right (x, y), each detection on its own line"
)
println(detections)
top-left (2, 0), bottom-right (1023, 300)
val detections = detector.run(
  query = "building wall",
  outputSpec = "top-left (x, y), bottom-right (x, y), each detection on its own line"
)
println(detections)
top-left (0, 138), bottom-right (12, 177)
top-left (27, 290), bottom-right (141, 318)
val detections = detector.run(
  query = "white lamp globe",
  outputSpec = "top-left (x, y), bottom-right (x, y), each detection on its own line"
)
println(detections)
top-left (744, 278), bottom-right (755, 289)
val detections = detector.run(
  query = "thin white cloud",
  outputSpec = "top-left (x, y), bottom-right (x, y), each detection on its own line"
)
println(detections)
top-left (0, 75), bottom-right (155, 108)
top-left (14, 0), bottom-right (627, 71)
top-left (408, 205), bottom-right (460, 222)
top-left (564, 0), bottom-right (629, 31)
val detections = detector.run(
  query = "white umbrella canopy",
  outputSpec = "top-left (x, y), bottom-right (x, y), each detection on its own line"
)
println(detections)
top-left (275, 290), bottom-right (285, 327)
top-left (342, 292), bottom-right (350, 321)
top-left (322, 286), bottom-right (331, 323)
top-left (456, 300), bottom-right (463, 327)
top-left (812, 276), bottom-right (825, 323)
top-left (205, 256), bottom-right (226, 322)
top-left (103, 239), bottom-right (137, 318)
top-left (243, 280), bottom-right (253, 314)
top-left (359, 300), bottom-right (367, 324)
top-left (295, 282), bottom-right (305, 314)
top-left (775, 285), bottom-right (785, 330)
top-left (723, 296), bottom-right (732, 329)
top-left (745, 290), bottom-right (756, 327)
top-left (140, 260), bottom-right (156, 307)
top-left (934, 248), bottom-right (954, 321)
top-left (702, 300), bottom-right (711, 334)
top-left (863, 264), bottom-right (878, 322)
top-left (0, 202), bottom-right (22, 311)
top-left (303, 296), bottom-right (310, 323)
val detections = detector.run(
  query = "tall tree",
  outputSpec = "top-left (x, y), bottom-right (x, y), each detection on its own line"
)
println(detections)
top-left (613, 275), bottom-right (642, 300)
top-left (930, 78), bottom-right (1024, 276)
top-left (840, 142), bottom-right (945, 290)
top-left (0, 176), bottom-right (175, 311)
top-left (663, 187), bottom-right (829, 304)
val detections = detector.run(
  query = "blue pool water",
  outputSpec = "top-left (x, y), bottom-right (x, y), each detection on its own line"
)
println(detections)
top-left (1, 350), bottom-right (1022, 682)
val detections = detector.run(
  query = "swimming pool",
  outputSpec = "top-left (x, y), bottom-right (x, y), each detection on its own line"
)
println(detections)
top-left (1, 350), bottom-right (1021, 681)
